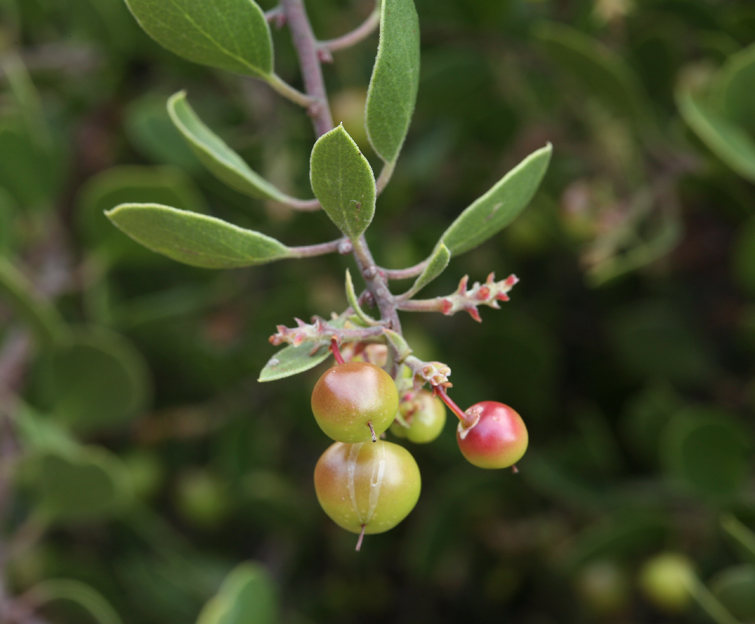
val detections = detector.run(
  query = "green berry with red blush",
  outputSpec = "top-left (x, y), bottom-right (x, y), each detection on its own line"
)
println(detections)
top-left (311, 361), bottom-right (399, 443)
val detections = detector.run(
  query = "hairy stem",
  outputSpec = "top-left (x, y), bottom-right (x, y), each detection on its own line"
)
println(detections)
top-left (352, 237), bottom-right (401, 334)
top-left (281, 0), bottom-right (333, 137)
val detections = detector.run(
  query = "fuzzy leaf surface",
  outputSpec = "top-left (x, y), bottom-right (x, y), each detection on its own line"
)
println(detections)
top-left (168, 92), bottom-right (297, 202)
top-left (106, 203), bottom-right (292, 268)
top-left (441, 144), bottom-right (552, 256)
top-left (310, 125), bottom-right (375, 239)
top-left (124, 0), bottom-right (273, 77)
top-left (365, 0), bottom-right (420, 163)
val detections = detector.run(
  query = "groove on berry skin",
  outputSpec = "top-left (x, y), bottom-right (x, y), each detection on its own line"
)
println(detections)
top-left (347, 443), bottom-right (362, 524)
top-left (366, 442), bottom-right (386, 523)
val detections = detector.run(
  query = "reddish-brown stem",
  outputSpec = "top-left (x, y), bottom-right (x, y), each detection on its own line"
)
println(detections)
top-left (382, 260), bottom-right (428, 281)
top-left (330, 338), bottom-right (345, 364)
top-left (281, 0), bottom-right (333, 137)
top-left (367, 421), bottom-right (376, 443)
top-left (434, 385), bottom-right (469, 425)
top-left (355, 524), bottom-right (366, 551)
top-left (512, 465), bottom-right (519, 474)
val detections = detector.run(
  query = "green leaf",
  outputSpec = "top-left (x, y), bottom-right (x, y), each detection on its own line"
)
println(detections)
top-left (47, 327), bottom-right (151, 434)
top-left (440, 144), bottom-right (552, 256)
top-left (124, 0), bottom-right (273, 77)
top-left (25, 580), bottom-right (123, 624)
top-left (259, 318), bottom-right (346, 382)
top-left (77, 165), bottom-right (207, 262)
top-left (711, 565), bottom-right (755, 621)
top-left (533, 22), bottom-right (652, 125)
top-left (404, 243), bottom-right (450, 298)
top-left (197, 562), bottom-right (279, 624)
top-left (258, 342), bottom-right (330, 383)
top-left (124, 94), bottom-right (201, 169)
top-left (168, 91), bottom-right (301, 203)
top-left (677, 86), bottom-right (755, 183)
top-left (36, 446), bottom-right (133, 521)
top-left (310, 125), bottom-right (376, 239)
top-left (345, 269), bottom-right (376, 325)
top-left (713, 42), bottom-right (755, 137)
top-left (365, 0), bottom-right (420, 164)
top-left (721, 515), bottom-right (755, 562)
top-left (660, 407), bottom-right (751, 498)
top-left (106, 203), bottom-right (293, 268)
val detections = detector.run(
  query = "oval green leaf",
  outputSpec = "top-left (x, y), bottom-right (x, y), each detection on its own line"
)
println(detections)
top-left (365, 0), bottom-right (420, 164)
top-left (106, 203), bottom-right (293, 268)
top-left (403, 242), bottom-right (450, 298)
top-left (713, 42), bottom-right (755, 137)
top-left (310, 125), bottom-right (375, 239)
top-left (677, 86), bottom-right (755, 183)
top-left (197, 562), bottom-right (279, 624)
top-left (441, 144), bottom-right (552, 256)
top-left (533, 22), bottom-right (652, 125)
top-left (77, 165), bottom-right (206, 263)
top-left (124, 0), bottom-right (273, 77)
top-left (37, 446), bottom-right (133, 521)
top-left (660, 408), bottom-right (751, 498)
top-left (711, 565), bottom-right (755, 621)
top-left (168, 91), bottom-right (303, 204)
top-left (258, 341), bottom-right (331, 383)
top-left (48, 327), bottom-right (151, 434)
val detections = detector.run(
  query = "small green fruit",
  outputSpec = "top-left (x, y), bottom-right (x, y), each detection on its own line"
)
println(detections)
top-left (314, 440), bottom-right (421, 535)
top-left (638, 552), bottom-right (695, 613)
top-left (390, 390), bottom-right (446, 443)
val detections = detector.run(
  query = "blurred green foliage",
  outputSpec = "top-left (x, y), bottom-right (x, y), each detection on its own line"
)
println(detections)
top-left (1, 0), bottom-right (755, 623)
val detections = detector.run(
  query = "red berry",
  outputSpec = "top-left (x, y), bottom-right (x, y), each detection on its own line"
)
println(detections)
top-left (311, 361), bottom-right (399, 443)
top-left (456, 401), bottom-right (528, 469)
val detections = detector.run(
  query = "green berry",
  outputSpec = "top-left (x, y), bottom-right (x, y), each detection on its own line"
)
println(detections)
top-left (314, 440), bottom-right (421, 535)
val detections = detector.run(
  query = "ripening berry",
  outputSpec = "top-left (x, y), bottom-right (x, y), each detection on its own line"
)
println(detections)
top-left (390, 390), bottom-right (446, 443)
top-left (314, 440), bottom-right (421, 535)
top-left (456, 401), bottom-right (528, 469)
top-left (311, 361), bottom-right (399, 443)
top-left (639, 553), bottom-right (695, 613)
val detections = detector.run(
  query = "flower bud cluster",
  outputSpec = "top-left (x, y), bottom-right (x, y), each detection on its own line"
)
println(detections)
top-left (439, 273), bottom-right (519, 322)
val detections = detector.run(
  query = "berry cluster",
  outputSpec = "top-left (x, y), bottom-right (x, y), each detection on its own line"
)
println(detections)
top-left (310, 342), bottom-right (529, 549)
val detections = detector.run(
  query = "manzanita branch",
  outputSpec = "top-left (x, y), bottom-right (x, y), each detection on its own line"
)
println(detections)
top-left (265, 74), bottom-right (314, 109)
top-left (319, 4), bottom-right (380, 54)
top-left (265, 6), bottom-right (286, 27)
top-left (289, 237), bottom-right (349, 258)
top-left (284, 197), bottom-right (321, 212)
top-left (280, 0), bottom-right (334, 137)
top-left (398, 273), bottom-right (519, 322)
top-left (381, 260), bottom-right (428, 281)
